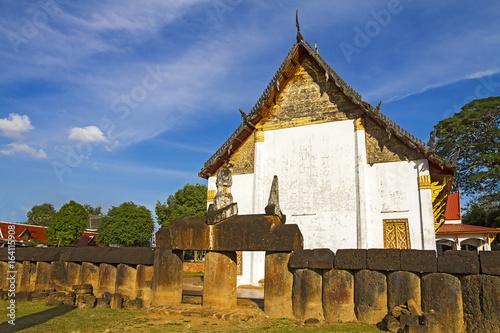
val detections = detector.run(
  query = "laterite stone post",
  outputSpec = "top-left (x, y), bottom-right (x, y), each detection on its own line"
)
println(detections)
top-left (203, 251), bottom-right (237, 309)
top-left (80, 262), bottom-right (99, 287)
top-left (66, 262), bottom-right (81, 290)
top-left (354, 269), bottom-right (387, 324)
top-left (115, 263), bottom-right (137, 298)
top-left (136, 264), bottom-right (154, 307)
top-left (323, 269), bottom-right (356, 323)
top-left (264, 251), bottom-right (293, 318)
top-left (292, 268), bottom-right (324, 321)
top-left (34, 261), bottom-right (51, 291)
top-left (152, 249), bottom-right (183, 306)
top-left (97, 263), bottom-right (117, 297)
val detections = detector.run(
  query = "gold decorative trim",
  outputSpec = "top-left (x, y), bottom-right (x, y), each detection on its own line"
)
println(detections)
top-left (383, 219), bottom-right (411, 249)
top-left (354, 118), bottom-right (365, 131)
top-left (255, 130), bottom-right (265, 142)
top-left (207, 190), bottom-right (216, 202)
top-left (431, 175), bottom-right (453, 231)
top-left (418, 175), bottom-right (432, 189)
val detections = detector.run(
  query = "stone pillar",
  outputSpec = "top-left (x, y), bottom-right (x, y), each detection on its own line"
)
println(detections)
top-left (136, 264), bottom-right (154, 307)
top-left (387, 271), bottom-right (421, 311)
top-left (14, 262), bottom-right (23, 292)
top-left (19, 261), bottom-right (33, 292)
top-left (323, 269), bottom-right (356, 323)
top-left (152, 249), bottom-right (183, 307)
top-left (0, 261), bottom-right (9, 291)
top-left (115, 263), bottom-right (137, 299)
top-left (292, 268), bottom-right (324, 321)
top-left (354, 269), bottom-right (387, 324)
top-left (264, 252), bottom-right (293, 318)
top-left (49, 261), bottom-right (67, 291)
top-left (461, 274), bottom-right (500, 333)
top-left (421, 273), bottom-right (463, 333)
top-left (97, 263), bottom-right (116, 297)
top-left (34, 261), bottom-right (51, 291)
top-left (66, 262), bottom-right (82, 290)
top-left (354, 117), bottom-right (369, 249)
top-left (203, 251), bottom-right (237, 309)
top-left (81, 262), bottom-right (99, 287)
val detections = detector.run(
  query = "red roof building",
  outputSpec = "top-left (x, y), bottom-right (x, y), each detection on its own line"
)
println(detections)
top-left (436, 193), bottom-right (500, 252)
top-left (0, 221), bottom-right (100, 247)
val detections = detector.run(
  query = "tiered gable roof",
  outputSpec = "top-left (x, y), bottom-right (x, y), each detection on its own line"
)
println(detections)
top-left (199, 40), bottom-right (454, 178)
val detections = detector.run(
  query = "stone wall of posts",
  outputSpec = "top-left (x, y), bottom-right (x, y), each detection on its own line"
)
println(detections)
top-left (0, 247), bottom-right (160, 307)
top-left (272, 249), bottom-right (500, 333)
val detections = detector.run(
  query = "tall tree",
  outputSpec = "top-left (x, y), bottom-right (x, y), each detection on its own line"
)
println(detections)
top-left (98, 202), bottom-right (154, 247)
top-left (47, 200), bottom-right (88, 247)
top-left (155, 183), bottom-right (207, 228)
top-left (26, 203), bottom-right (55, 226)
top-left (433, 96), bottom-right (499, 198)
top-left (83, 204), bottom-right (102, 216)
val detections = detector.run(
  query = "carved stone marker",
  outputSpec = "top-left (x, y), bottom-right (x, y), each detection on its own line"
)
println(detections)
top-left (265, 175), bottom-right (286, 223)
top-left (206, 163), bottom-right (238, 225)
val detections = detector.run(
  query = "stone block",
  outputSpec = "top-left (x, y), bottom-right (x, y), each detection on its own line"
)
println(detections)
top-left (102, 247), bottom-right (156, 266)
top-left (123, 298), bottom-right (142, 309)
top-left (383, 314), bottom-right (401, 333)
top-left (32, 290), bottom-right (48, 300)
top-left (15, 247), bottom-right (61, 262)
top-left (80, 262), bottom-right (99, 287)
top-left (406, 299), bottom-right (422, 316)
top-left (34, 261), bottom-right (51, 291)
top-left (334, 249), bottom-right (366, 270)
top-left (367, 249), bottom-right (400, 271)
top-left (421, 273), bottom-right (463, 333)
top-left (437, 250), bottom-right (479, 275)
top-left (152, 249), bottom-right (182, 306)
top-left (212, 215), bottom-right (303, 251)
top-left (96, 263), bottom-right (116, 297)
top-left (399, 314), bottom-right (420, 326)
top-left (72, 284), bottom-right (93, 295)
top-left (16, 291), bottom-right (32, 302)
top-left (461, 274), bottom-right (500, 333)
top-left (169, 217), bottom-right (210, 250)
top-left (49, 261), bottom-right (67, 291)
top-left (323, 269), bottom-right (356, 323)
top-left (66, 262), bottom-right (81, 291)
top-left (206, 202), bottom-right (238, 225)
top-left (110, 293), bottom-right (123, 309)
top-left (115, 263), bottom-right (137, 298)
top-left (400, 250), bottom-right (437, 273)
top-left (203, 251), bottom-right (237, 309)
top-left (77, 295), bottom-right (96, 309)
top-left (264, 252), bottom-right (293, 318)
top-left (155, 227), bottom-right (172, 249)
top-left (62, 292), bottom-right (75, 306)
top-left (289, 249), bottom-right (334, 270)
top-left (135, 264), bottom-right (154, 307)
top-left (68, 247), bottom-right (111, 264)
top-left (96, 298), bottom-right (110, 308)
top-left (387, 271), bottom-right (421, 311)
top-left (479, 251), bottom-right (500, 276)
top-left (354, 269), bottom-right (387, 325)
top-left (47, 291), bottom-right (66, 306)
top-left (292, 268), bottom-right (324, 321)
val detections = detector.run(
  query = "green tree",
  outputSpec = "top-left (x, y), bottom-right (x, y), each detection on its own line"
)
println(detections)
top-left (463, 193), bottom-right (500, 228)
top-left (98, 202), bottom-right (154, 247)
top-left (47, 200), bottom-right (88, 247)
top-left (433, 96), bottom-right (499, 198)
top-left (83, 204), bottom-right (102, 216)
top-left (155, 183), bottom-right (207, 228)
top-left (26, 203), bottom-right (55, 226)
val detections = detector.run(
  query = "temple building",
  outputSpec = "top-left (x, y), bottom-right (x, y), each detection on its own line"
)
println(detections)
top-left (199, 33), bottom-right (455, 286)
top-left (436, 192), bottom-right (500, 253)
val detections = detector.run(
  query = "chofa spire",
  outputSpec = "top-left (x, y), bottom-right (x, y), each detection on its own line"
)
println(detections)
top-left (296, 9), bottom-right (303, 43)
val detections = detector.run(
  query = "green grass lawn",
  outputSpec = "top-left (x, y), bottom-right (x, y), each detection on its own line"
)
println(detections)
top-left (0, 300), bottom-right (380, 333)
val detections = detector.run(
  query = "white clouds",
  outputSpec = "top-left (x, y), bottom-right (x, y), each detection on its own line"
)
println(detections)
top-left (68, 126), bottom-right (107, 143)
top-left (0, 113), bottom-right (34, 139)
top-left (0, 143), bottom-right (47, 159)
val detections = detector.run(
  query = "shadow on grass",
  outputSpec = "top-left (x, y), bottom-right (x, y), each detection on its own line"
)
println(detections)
top-left (0, 305), bottom-right (75, 333)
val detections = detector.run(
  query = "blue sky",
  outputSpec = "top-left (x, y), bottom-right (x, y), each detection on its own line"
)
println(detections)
top-left (0, 0), bottom-right (499, 223)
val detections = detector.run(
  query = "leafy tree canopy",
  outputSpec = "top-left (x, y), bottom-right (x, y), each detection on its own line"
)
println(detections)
top-left (27, 203), bottom-right (55, 227)
top-left (47, 200), bottom-right (88, 247)
top-left (434, 96), bottom-right (499, 198)
top-left (98, 201), bottom-right (154, 247)
top-left (156, 183), bottom-right (207, 228)
top-left (83, 204), bottom-right (102, 216)
top-left (463, 193), bottom-right (500, 228)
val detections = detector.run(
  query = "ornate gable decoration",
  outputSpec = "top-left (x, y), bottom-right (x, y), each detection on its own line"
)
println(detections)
top-left (199, 39), bottom-right (454, 178)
